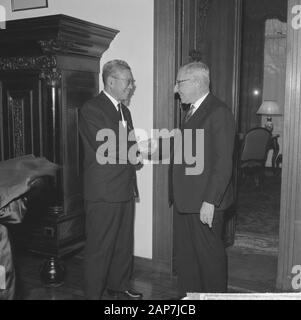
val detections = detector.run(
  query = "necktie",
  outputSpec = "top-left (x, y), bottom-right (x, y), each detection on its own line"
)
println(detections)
top-left (117, 103), bottom-right (126, 127)
top-left (184, 104), bottom-right (195, 123)
top-left (117, 103), bottom-right (123, 121)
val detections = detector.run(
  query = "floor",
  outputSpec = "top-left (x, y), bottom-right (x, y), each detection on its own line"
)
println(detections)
top-left (6, 172), bottom-right (281, 300)
top-left (12, 244), bottom-right (278, 300)
top-left (236, 171), bottom-right (281, 237)
top-left (226, 170), bottom-right (280, 294)
top-left (227, 246), bottom-right (277, 293)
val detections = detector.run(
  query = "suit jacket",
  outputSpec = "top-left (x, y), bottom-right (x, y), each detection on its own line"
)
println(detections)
top-left (79, 91), bottom-right (138, 203)
top-left (171, 93), bottom-right (235, 213)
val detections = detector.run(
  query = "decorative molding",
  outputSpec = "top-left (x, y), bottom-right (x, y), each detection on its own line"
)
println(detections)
top-left (0, 55), bottom-right (61, 87)
top-left (39, 39), bottom-right (75, 55)
top-left (0, 15), bottom-right (119, 59)
top-left (9, 96), bottom-right (25, 157)
top-left (0, 55), bottom-right (57, 72)
top-left (40, 68), bottom-right (62, 87)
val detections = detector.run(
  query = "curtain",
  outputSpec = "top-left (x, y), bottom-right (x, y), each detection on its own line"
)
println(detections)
top-left (239, 0), bottom-right (287, 133)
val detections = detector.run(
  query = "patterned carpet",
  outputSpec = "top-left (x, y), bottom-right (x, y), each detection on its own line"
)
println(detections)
top-left (234, 170), bottom-right (281, 254)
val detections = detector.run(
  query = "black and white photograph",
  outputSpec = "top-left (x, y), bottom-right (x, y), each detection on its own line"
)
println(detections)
top-left (0, 0), bottom-right (301, 303)
top-left (11, 0), bottom-right (48, 12)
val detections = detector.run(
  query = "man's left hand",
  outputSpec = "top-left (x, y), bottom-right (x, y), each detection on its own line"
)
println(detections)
top-left (200, 201), bottom-right (215, 228)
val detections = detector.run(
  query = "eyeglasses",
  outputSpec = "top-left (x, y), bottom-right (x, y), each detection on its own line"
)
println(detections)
top-left (111, 76), bottom-right (136, 87)
top-left (175, 78), bottom-right (192, 86)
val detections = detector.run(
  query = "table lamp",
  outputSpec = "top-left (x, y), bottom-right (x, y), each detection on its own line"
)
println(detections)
top-left (256, 100), bottom-right (282, 132)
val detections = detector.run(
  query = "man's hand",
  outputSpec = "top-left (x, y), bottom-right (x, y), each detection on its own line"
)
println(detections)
top-left (137, 138), bottom-right (157, 158)
top-left (136, 153), bottom-right (143, 164)
top-left (200, 201), bottom-right (215, 228)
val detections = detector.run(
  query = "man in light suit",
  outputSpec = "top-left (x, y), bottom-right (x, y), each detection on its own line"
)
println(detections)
top-left (79, 60), bottom-right (142, 300)
top-left (171, 61), bottom-right (235, 296)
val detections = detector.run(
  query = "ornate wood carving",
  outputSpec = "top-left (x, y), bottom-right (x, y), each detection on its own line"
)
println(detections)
top-left (9, 96), bottom-right (25, 157)
top-left (0, 55), bottom-right (57, 72)
top-left (39, 40), bottom-right (75, 55)
top-left (40, 67), bottom-right (62, 87)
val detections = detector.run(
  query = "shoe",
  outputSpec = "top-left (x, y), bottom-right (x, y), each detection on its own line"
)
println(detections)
top-left (107, 288), bottom-right (143, 300)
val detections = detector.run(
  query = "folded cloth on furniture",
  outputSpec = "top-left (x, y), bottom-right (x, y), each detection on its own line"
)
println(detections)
top-left (0, 224), bottom-right (15, 300)
top-left (0, 198), bottom-right (27, 299)
top-left (0, 154), bottom-right (58, 210)
top-left (0, 198), bottom-right (27, 225)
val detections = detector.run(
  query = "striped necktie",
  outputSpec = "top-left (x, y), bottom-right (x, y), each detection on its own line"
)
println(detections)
top-left (184, 104), bottom-right (195, 123)
top-left (117, 103), bottom-right (126, 127)
top-left (117, 103), bottom-right (123, 121)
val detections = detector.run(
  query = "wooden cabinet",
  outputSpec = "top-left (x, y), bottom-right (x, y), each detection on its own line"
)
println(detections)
top-left (0, 15), bottom-right (118, 258)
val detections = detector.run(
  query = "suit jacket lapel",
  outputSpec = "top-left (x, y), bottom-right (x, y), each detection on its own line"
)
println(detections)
top-left (193, 93), bottom-right (212, 119)
top-left (182, 93), bottom-right (212, 128)
top-left (97, 91), bottom-right (121, 124)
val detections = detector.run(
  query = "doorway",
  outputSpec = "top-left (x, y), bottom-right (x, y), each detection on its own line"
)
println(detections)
top-left (235, 1), bottom-right (287, 257)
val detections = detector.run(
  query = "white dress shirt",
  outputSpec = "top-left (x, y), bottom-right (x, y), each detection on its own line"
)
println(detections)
top-left (103, 90), bottom-right (126, 127)
top-left (190, 92), bottom-right (210, 117)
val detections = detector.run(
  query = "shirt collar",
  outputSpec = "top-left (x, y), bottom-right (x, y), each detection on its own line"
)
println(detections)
top-left (192, 92), bottom-right (209, 111)
top-left (103, 90), bottom-right (120, 111)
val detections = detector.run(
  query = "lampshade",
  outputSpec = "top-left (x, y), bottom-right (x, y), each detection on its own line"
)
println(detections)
top-left (256, 100), bottom-right (282, 115)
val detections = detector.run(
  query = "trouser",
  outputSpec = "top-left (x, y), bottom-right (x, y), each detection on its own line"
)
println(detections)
top-left (174, 206), bottom-right (227, 295)
top-left (84, 199), bottom-right (135, 300)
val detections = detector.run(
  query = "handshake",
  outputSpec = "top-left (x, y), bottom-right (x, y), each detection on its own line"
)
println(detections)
top-left (137, 138), bottom-right (158, 159)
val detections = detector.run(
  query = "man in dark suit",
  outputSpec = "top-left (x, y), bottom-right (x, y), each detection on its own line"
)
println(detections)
top-left (79, 60), bottom-right (142, 300)
top-left (171, 61), bottom-right (235, 296)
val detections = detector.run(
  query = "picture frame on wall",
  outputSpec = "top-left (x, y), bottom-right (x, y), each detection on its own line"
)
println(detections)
top-left (11, 0), bottom-right (48, 12)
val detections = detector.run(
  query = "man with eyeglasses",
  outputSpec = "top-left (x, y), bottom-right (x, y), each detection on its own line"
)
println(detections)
top-left (79, 60), bottom-right (142, 300)
top-left (171, 61), bottom-right (235, 296)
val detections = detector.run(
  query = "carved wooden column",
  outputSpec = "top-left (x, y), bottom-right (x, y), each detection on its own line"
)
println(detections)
top-left (40, 67), bottom-right (64, 214)
top-left (276, 0), bottom-right (301, 292)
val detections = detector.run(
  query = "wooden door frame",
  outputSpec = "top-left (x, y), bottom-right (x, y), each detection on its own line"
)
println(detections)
top-left (276, 0), bottom-right (301, 291)
top-left (153, 0), bottom-right (176, 273)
